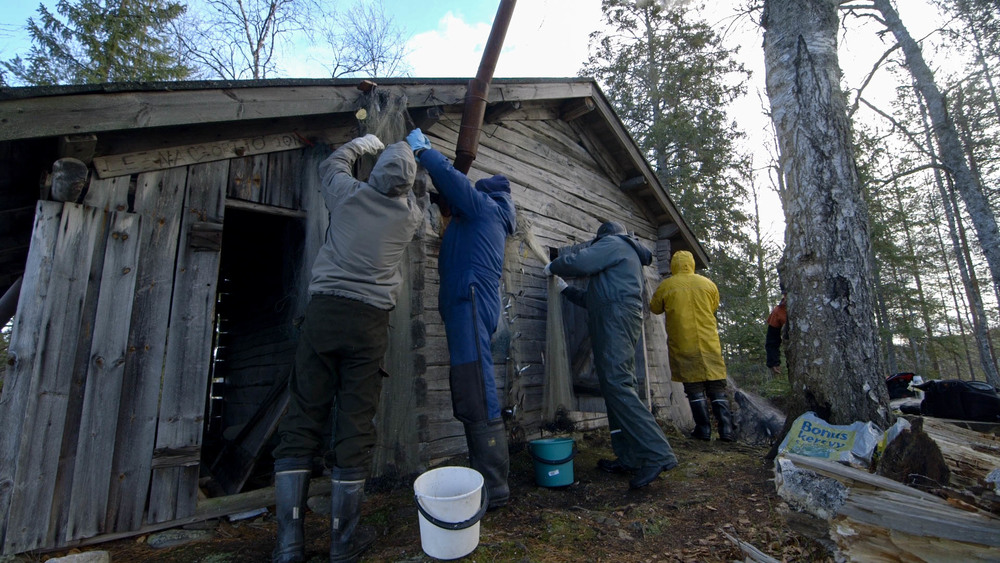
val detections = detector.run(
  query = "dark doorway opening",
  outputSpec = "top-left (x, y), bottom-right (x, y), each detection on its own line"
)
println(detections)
top-left (203, 207), bottom-right (305, 495)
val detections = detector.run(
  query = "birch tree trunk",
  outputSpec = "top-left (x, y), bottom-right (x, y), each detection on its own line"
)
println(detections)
top-left (873, 0), bottom-right (1000, 300)
top-left (762, 0), bottom-right (890, 426)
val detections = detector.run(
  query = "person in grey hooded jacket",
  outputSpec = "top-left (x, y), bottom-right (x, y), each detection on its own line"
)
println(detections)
top-left (546, 221), bottom-right (678, 490)
top-left (271, 134), bottom-right (423, 563)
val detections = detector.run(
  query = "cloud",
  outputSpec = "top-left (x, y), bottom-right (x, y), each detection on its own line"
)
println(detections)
top-left (406, 1), bottom-right (605, 79)
top-left (408, 12), bottom-right (493, 77)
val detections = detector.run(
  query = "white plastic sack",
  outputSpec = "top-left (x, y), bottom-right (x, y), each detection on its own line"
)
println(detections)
top-left (777, 411), bottom-right (883, 467)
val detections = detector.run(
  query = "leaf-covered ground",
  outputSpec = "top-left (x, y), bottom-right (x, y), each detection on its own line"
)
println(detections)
top-left (35, 427), bottom-right (833, 562)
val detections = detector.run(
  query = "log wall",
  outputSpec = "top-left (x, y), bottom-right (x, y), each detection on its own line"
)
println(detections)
top-left (414, 113), bottom-right (688, 466)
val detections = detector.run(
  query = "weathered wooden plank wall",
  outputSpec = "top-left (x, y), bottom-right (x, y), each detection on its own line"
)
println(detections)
top-left (64, 210), bottom-right (143, 542)
top-left (0, 202), bottom-right (120, 553)
top-left (0, 202), bottom-right (64, 551)
top-left (146, 161), bottom-right (227, 524)
top-left (228, 154), bottom-right (267, 203)
top-left (106, 168), bottom-right (188, 532)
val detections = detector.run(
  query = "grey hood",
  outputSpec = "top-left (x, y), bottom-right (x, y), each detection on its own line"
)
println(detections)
top-left (369, 141), bottom-right (417, 197)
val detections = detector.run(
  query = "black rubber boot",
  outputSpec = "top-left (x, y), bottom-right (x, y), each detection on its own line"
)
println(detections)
top-left (329, 466), bottom-right (375, 563)
top-left (628, 459), bottom-right (678, 489)
top-left (272, 467), bottom-right (311, 563)
top-left (687, 392), bottom-right (712, 441)
top-left (710, 391), bottom-right (735, 442)
top-left (465, 419), bottom-right (510, 509)
top-left (597, 458), bottom-right (634, 474)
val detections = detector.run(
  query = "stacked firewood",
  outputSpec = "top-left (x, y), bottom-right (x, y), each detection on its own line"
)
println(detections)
top-left (775, 416), bottom-right (1000, 561)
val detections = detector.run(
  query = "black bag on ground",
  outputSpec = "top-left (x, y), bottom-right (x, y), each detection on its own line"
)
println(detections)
top-left (885, 372), bottom-right (917, 399)
top-left (915, 379), bottom-right (1000, 422)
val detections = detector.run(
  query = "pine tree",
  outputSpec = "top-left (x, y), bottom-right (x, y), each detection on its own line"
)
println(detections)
top-left (3, 0), bottom-right (189, 86)
top-left (582, 0), bottom-right (764, 371)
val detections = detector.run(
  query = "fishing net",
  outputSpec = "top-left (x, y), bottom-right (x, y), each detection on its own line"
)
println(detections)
top-left (356, 88), bottom-right (411, 144)
top-left (513, 214), bottom-right (550, 264)
top-left (543, 275), bottom-right (574, 421)
top-left (509, 216), bottom-right (575, 423)
top-left (354, 88), bottom-right (413, 179)
top-left (500, 215), bottom-right (576, 427)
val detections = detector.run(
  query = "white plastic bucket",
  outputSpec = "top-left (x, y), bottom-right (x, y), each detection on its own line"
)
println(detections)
top-left (413, 466), bottom-right (487, 560)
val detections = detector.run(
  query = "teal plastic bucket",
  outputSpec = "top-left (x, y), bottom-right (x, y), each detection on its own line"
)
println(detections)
top-left (529, 437), bottom-right (575, 487)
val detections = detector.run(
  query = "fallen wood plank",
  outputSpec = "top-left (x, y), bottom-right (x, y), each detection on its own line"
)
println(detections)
top-left (917, 416), bottom-right (1000, 489)
top-left (836, 487), bottom-right (1000, 546)
top-left (720, 529), bottom-right (781, 563)
top-left (40, 477), bottom-right (333, 554)
top-left (831, 515), bottom-right (1000, 562)
top-left (784, 453), bottom-right (943, 503)
top-left (779, 453), bottom-right (1000, 562)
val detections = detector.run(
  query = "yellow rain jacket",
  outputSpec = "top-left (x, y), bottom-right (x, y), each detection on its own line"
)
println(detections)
top-left (649, 250), bottom-right (727, 383)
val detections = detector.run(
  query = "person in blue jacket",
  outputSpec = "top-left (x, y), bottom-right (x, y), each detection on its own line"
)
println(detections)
top-left (546, 222), bottom-right (678, 489)
top-left (406, 128), bottom-right (516, 509)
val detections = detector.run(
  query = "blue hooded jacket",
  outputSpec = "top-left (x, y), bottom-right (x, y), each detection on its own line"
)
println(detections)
top-left (417, 148), bottom-right (516, 313)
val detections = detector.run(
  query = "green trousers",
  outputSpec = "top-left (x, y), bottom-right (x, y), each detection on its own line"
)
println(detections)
top-left (273, 295), bottom-right (389, 471)
top-left (589, 301), bottom-right (677, 469)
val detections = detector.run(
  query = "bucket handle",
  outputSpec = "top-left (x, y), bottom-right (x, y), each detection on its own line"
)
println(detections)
top-left (528, 445), bottom-right (577, 466)
top-left (414, 486), bottom-right (488, 531)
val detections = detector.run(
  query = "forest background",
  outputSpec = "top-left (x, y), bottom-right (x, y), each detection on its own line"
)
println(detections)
top-left (1, 0), bottom-right (997, 407)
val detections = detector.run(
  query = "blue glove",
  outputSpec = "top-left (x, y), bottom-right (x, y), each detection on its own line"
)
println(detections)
top-left (407, 128), bottom-right (431, 153)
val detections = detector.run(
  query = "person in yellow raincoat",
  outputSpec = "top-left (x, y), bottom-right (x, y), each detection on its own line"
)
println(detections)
top-left (650, 250), bottom-right (734, 442)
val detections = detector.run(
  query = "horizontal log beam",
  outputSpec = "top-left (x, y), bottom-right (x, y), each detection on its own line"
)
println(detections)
top-left (93, 131), bottom-right (312, 179)
top-left (559, 97), bottom-right (596, 122)
top-left (409, 106), bottom-right (443, 131)
top-left (484, 101), bottom-right (521, 124)
top-left (0, 81), bottom-right (596, 142)
top-left (150, 446), bottom-right (202, 469)
top-left (225, 198), bottom-right (307, 218)
top-left (620, 176), bottom-right (648, 192)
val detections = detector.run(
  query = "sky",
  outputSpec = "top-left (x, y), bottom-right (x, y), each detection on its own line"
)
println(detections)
top-left (0, 0), bottom-right (948, 243)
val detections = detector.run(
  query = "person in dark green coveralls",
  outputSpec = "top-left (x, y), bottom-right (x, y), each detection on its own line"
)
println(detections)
top-left (271, 134), bottom-right (423, 563)
top-left (546, 221), bottom-right (678, 489)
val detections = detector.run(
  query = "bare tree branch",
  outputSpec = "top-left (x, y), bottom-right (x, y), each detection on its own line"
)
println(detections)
top-left (325, 0), bottom-right (411, 78)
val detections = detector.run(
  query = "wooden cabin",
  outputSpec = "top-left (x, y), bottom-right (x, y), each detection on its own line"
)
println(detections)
top-left (0, 77), bottom-right (709, 554)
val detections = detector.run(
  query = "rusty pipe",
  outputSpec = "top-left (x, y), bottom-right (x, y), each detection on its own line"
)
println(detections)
top-left (453, 0), bottom-right (517, 174)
